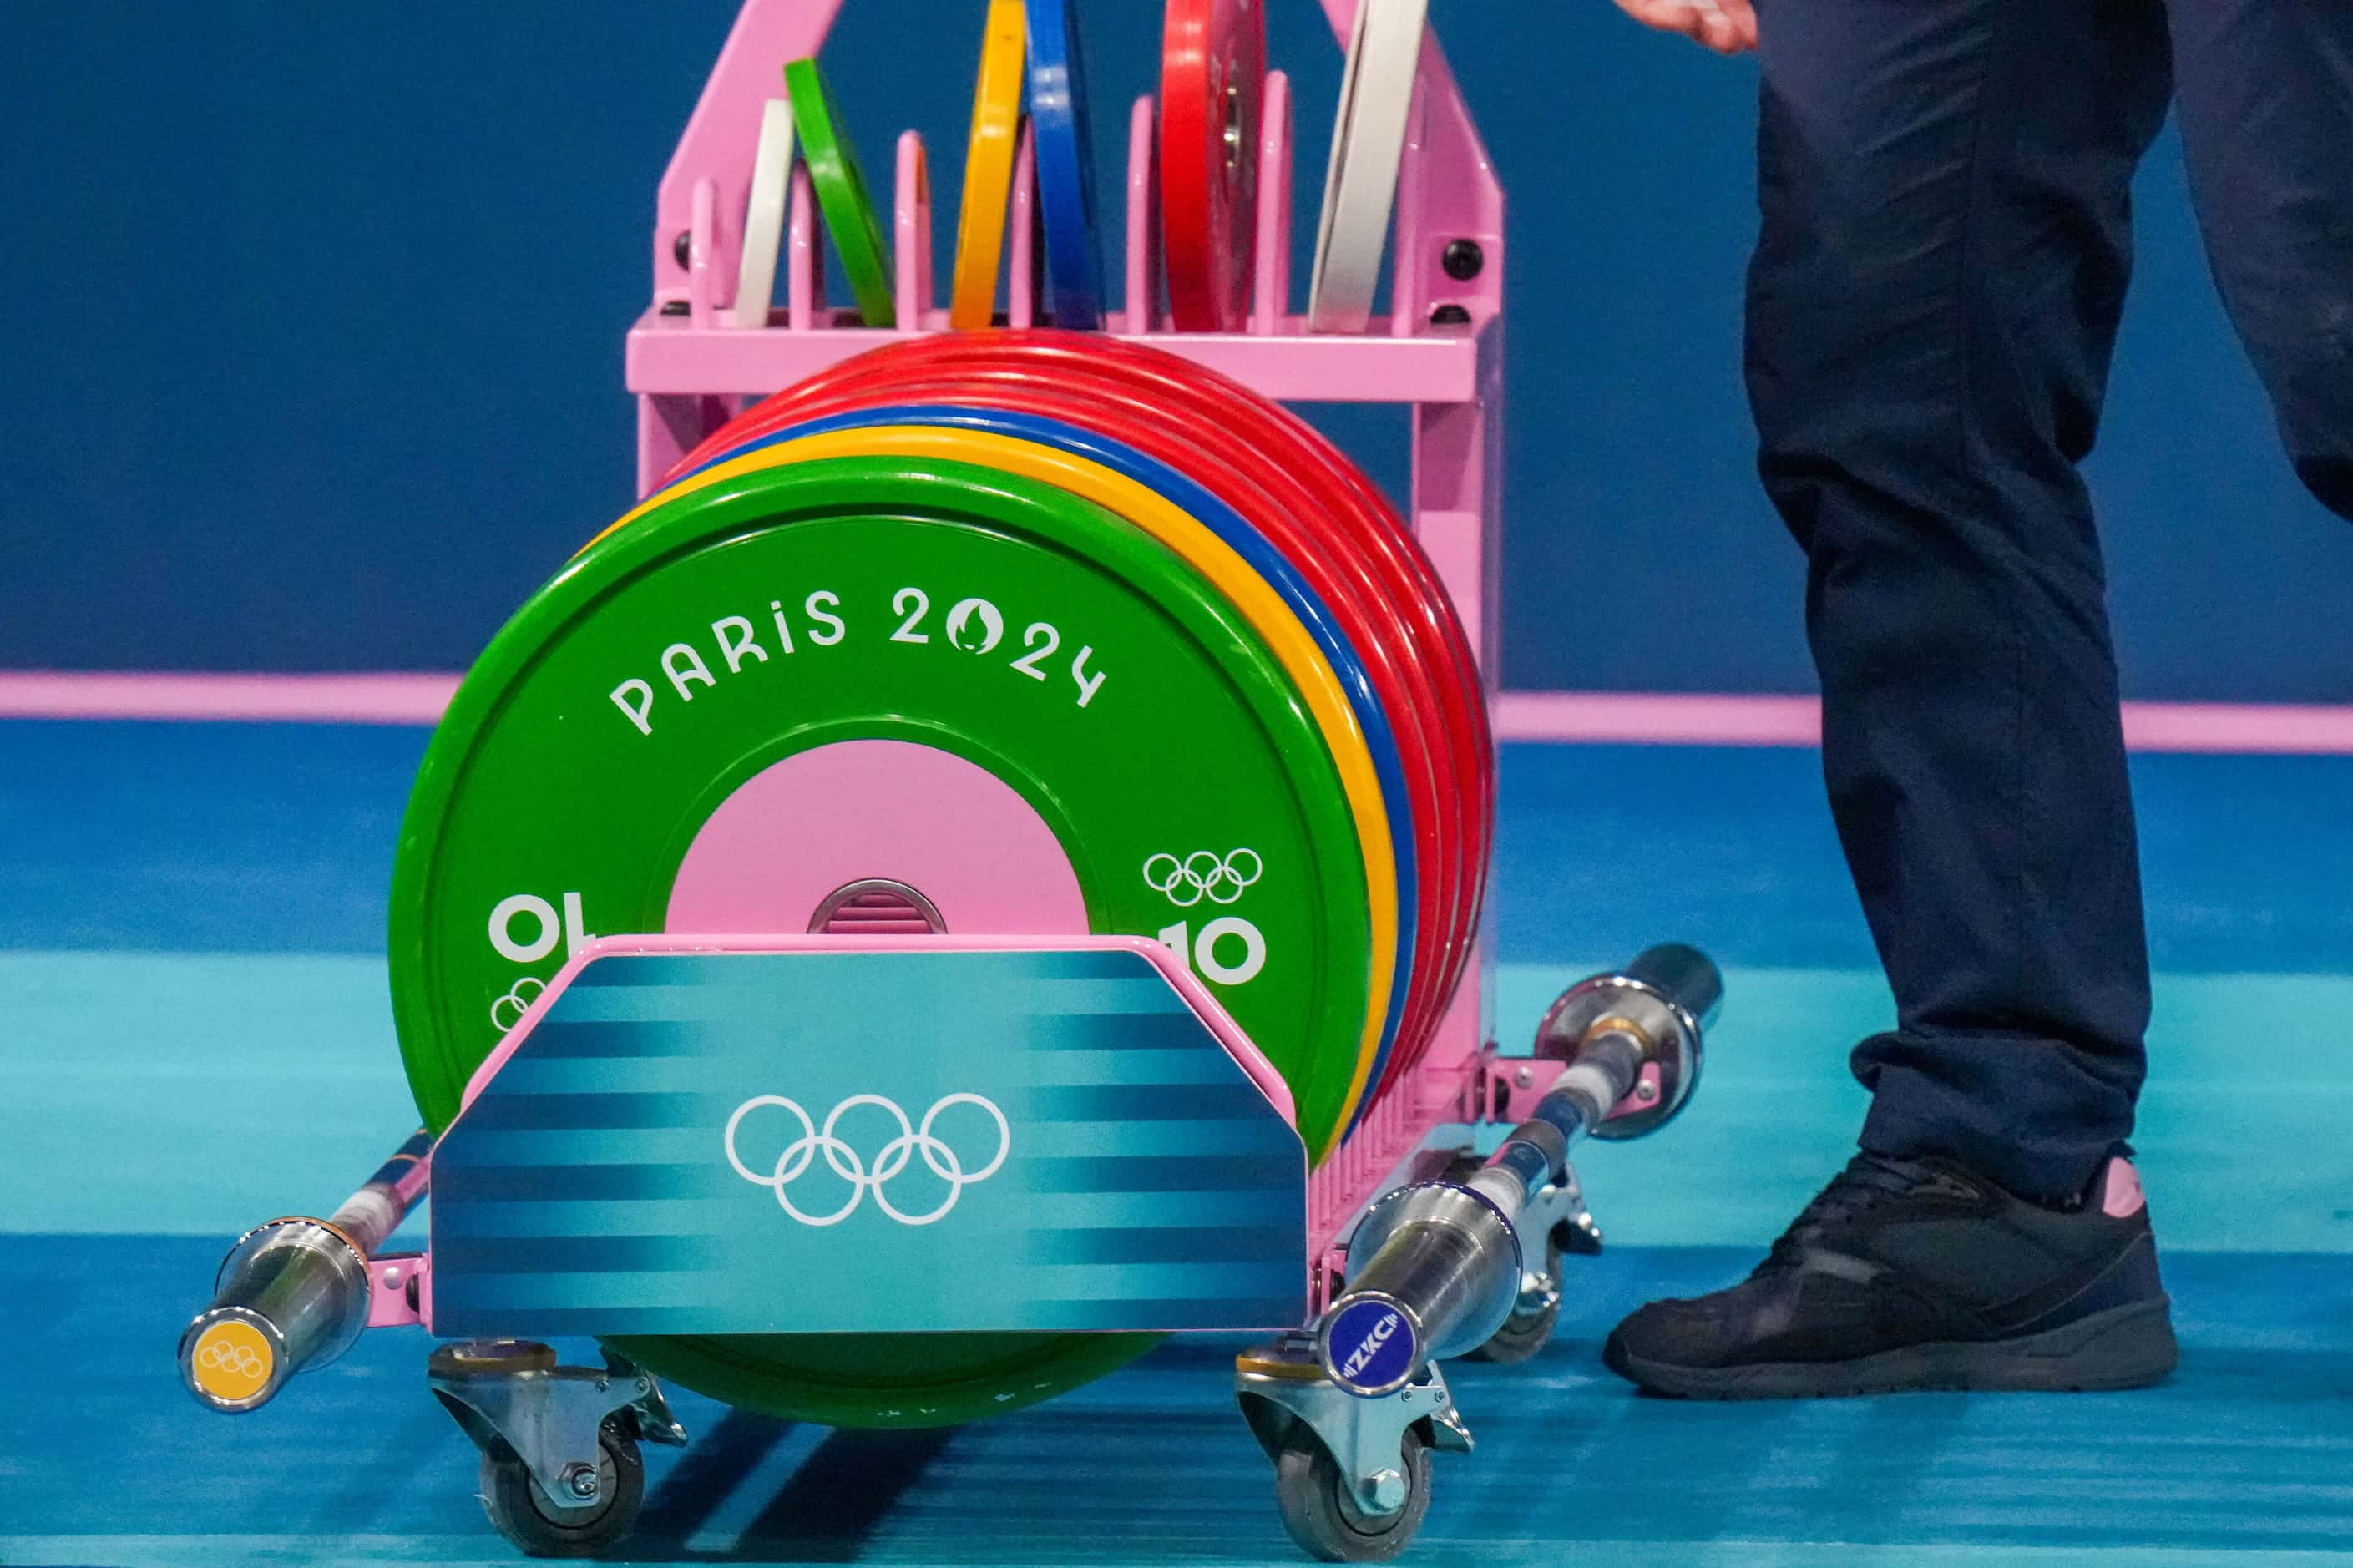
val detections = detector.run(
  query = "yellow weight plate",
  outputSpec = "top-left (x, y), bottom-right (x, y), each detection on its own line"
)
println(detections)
top-left (601, 427), bottom-right (1398, 1155)
top-left (950, 0), bottom-right (1029, 330)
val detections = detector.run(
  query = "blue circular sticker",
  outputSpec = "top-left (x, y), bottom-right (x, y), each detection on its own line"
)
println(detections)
top-left (1324, 1297), bottom-right (1418, 1393)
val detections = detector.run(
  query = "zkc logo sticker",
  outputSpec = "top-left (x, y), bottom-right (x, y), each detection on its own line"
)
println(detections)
top-left (1327, 1298), bottom-right (1417, 1393)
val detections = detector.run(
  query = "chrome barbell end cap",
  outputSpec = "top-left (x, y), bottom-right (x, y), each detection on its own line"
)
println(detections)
top-left (180, 1304), bottom-right (291, 1414)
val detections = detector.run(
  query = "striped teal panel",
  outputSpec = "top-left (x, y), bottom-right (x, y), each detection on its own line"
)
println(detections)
top-left (430, 948), bottom-right (1308, 1338)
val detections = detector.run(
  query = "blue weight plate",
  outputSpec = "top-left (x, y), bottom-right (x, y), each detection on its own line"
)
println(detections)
top-left (1026, 0), bottom-right (1106, 330)
top-left (685, 405), bottom-right (1415, 1130)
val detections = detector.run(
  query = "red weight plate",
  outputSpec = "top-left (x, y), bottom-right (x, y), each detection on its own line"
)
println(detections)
top-left (691, 367), bottom-right (1459, 1076)
top-left (798, 333), bottom-right (1500, 1086)
top-left (674, 336), bottom-right (1491, 1090)
top-left (676, 333), bottom-right (1492, 1092)
top-left (1159, 0), bottom-right (1264, 331)
top-left (914, 338), bottom-right (1495, 1090)
top-left (1046, 337), bottom-right (1494, 1085)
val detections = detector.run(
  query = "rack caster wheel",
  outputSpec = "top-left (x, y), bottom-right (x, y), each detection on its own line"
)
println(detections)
top-left (1237, 1334), bottom-right (1469, 1563)
top-left (479, 1415), bottom-right (644, 1559)
top-left (1274, 1424), bottom-right (1431, 1563)
top-left (1435, 1146), bottom-right (1601, 1367)
top-left (1463, 1236), bottom-right (1562, 1365)
top-left (429, 1339), bottom-right (685, 1560)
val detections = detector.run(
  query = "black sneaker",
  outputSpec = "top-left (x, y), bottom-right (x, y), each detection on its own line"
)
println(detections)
top-left (1602, 1151), bottom-right (2178, 1399)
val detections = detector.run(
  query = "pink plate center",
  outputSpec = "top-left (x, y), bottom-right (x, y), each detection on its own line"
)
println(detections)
top-left (666, 739), bottom-right (1089, 936)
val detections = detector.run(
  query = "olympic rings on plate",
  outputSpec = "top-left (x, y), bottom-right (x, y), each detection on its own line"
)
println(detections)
top-left (1143, 847), bottom-right (1264, 907)
top-left (488, 975), bottom-right (546, 1031)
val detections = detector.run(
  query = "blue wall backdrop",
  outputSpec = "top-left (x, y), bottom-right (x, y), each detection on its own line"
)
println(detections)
top-left (3, 2), bottom-right (2345, 698)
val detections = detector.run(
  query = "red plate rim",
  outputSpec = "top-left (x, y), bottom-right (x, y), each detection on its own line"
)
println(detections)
top-left (1159, 0), bottom-right (1265, 332)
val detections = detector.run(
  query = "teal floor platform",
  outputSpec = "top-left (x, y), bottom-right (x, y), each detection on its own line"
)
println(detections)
top-left (7, 952), bottom-right (2350, 1253)
top-left (3, 722), bottom-right (2350, 1565)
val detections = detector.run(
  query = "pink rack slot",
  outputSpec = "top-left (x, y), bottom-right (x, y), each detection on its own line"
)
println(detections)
top-left (787, 162), bottom-right (822, 331)
top-left (1122, 94), bottom-right (1160, 335)
top-left (1252, 71), bottom-right (1294, 334)
top-left (1009, 120), bottom-right (1039, 328)
top-left (893, 131), bottom-right (934, 330)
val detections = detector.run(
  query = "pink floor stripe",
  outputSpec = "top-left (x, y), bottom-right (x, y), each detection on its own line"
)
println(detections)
top-left (1497, 691), bottom-right (1824, 747)
top-left (2115, 701), bottom-right (2353, 754)
top-left (0, 671), bottom-right (461, 725)
top-left (1495, 690), bottom-right (2353, 755)
top-left (4, 674), bottom-right (2351, 754)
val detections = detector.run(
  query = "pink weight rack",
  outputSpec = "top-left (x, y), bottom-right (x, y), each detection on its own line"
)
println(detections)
top-left (176, 13), bottom-right (1732, 1562)
top-left (628, 0), bottom-right (1516, 1306)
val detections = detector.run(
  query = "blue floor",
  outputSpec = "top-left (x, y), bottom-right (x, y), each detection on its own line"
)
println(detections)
top-left (4, 721), bottom-right (2351, 1565)
top-left (8, 1240), bottom-right (2353, 1568)
top-left (7, 721), bottom-right (2352, 969)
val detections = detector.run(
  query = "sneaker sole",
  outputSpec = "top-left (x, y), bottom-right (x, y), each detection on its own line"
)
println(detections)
top-left (1602, 1296), bottom-right (2179, 1400)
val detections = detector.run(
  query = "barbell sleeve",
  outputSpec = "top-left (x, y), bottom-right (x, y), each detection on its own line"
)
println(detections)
top-left (179, 1129), bottom-right (433, 1413)
top-left (1624, 942), bottom-right (1723, 1032)
top-left (1316, 948), bottom-right (1721, 1394)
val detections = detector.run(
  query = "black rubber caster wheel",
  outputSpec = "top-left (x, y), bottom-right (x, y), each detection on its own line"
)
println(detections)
top-left (1465, 1237), bottom-right (1563, 1365)
top-left (478, 1416), bottom-right (644, 1558)
top-left (1273, 1424), bottom-right (1431, 1563)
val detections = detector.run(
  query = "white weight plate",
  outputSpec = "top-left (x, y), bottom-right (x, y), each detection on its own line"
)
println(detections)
top-left (1305, 0), bottom-right (1429, 335)
top-left (732, 98), bottom-right (797, 329)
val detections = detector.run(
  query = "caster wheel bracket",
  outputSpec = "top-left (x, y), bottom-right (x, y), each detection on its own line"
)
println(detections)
top-left (1440, 1148), bottom-right (1597, 1317)
top-left (1513, 1159), bottom-right (1596, 1311)
top-left (1237, 1332), bottom-right (1470, 1517)
top-left (429, 1341), bottom-right (685, 1515)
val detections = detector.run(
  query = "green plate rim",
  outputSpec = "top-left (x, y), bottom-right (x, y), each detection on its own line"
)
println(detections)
top-left (783, 57), bottom-right (898, 328)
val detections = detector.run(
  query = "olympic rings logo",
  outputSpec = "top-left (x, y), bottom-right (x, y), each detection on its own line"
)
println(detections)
top-left (199, 1339), bottom-right (266, 1379)
top-left (723, 1094), bottom-right (1012, 1227)
top-left (1142, 848), bottom-right (1263, 908)
top-left (490, 976), bottom-right (546, 1031)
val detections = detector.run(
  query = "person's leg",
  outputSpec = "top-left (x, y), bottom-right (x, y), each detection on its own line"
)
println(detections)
top-left (1603, 0), bottom-right (2185, 1399)
top-left (1747, 0), bottom-right (2173, 1203)
top-left (2167, 0), bottom-right (2353, 524)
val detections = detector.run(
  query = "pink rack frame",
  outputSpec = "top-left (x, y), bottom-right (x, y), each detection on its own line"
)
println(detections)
top-left (625, 0), bottom-right (1512, 1311)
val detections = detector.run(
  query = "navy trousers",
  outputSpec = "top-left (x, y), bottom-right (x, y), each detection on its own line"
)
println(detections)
top-left (1746, 0), bottom-right (2353, 1200)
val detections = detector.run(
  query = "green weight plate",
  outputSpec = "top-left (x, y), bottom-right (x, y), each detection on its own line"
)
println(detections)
top-left (610, 1323), bottom-right (1161, 1435)
top-left (784, 58), bottom-right (897, 328)
top-left (389, 457), bottom-right (1371, 1428)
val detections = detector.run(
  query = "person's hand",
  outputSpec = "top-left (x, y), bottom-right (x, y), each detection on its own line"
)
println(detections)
top-left (1612, 0), bottom-right (1758, 54)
